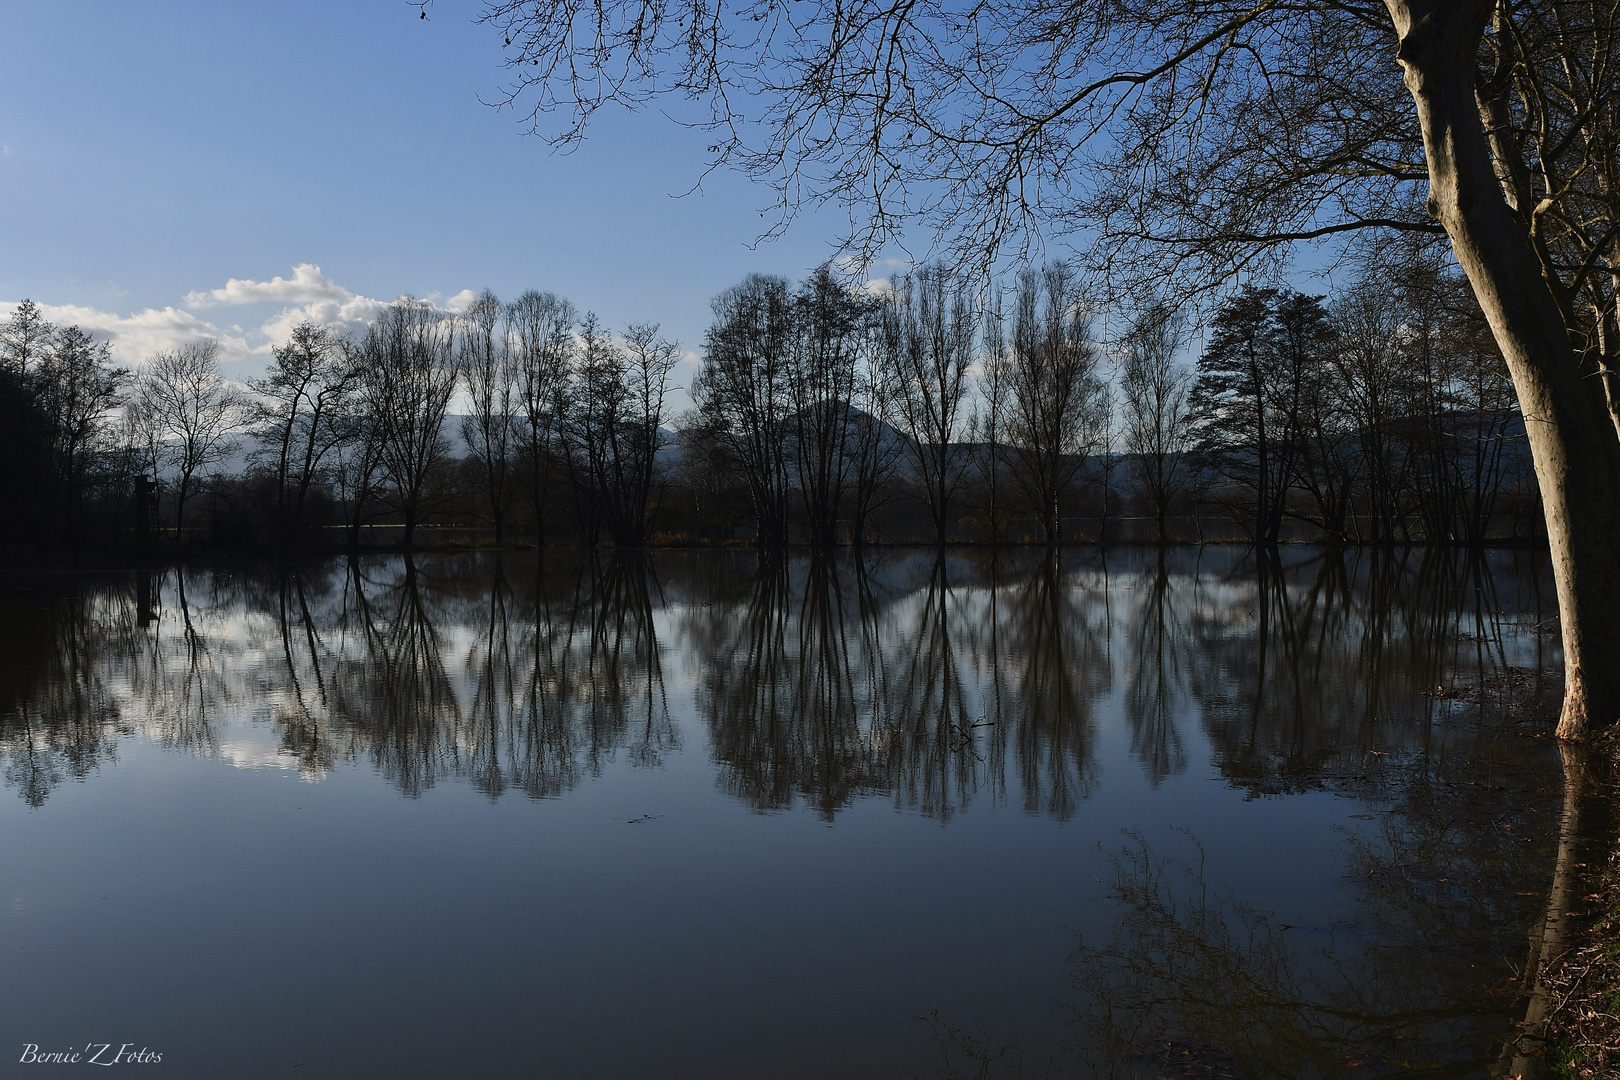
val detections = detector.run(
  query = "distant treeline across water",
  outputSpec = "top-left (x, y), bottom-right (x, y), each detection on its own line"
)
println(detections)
top-left (3, 259), bottom-right (1538, 556)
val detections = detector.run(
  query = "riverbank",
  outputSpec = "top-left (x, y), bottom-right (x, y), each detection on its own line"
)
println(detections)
top-left (1545, 742), bottom-right (1620, 1079)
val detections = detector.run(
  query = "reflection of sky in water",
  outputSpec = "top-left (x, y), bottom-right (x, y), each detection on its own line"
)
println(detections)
top-left (0, 549), bottom-right (1567, 1078)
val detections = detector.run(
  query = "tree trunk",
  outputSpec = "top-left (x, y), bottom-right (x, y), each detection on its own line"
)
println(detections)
top-left (1387, 0), bottom-right (1620, 739)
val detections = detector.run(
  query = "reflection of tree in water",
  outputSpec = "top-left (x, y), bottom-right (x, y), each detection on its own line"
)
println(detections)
top-left (331, 557), bottom-right (463, 796)
top-left (1191, 547), bottom-right (1558, 796)
top-left (4, 548), bottom-right (1562, 824)
top-left (999, 549), bottom-right (1109, 819)
top-left (919, 550), bottom-right (1566, 1079)
top-left (264, 568), bottom-right (348, 777)
top-left (1056, 745), bottom-right (1563, 1080)
top-left (691, 549), bottom-right (1110, 821)
top-left (921, 745), bottom-right (1565, 1079)
top-left (0, 582), bottom-right (135, 806)
top-left (0, 553), bottom-right (678, 803)
top-left (543, 553), bottom-right (677, 782)
top-left (1125, 553), bottom-right (1189, 787)
top-left (694, 554), bottom-right (885, 817)
top-left (877, 552), bottom-right (982, 820)
top-left (155, 568), bottom-right (233, 756)
top-left (315, 553), bottom-right (676, 799)
top-left (0, 565), bottom-right (275, 804)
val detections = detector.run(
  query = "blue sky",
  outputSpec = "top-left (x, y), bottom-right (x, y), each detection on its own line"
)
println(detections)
top-left (0, 0), bottom-right (865, 384)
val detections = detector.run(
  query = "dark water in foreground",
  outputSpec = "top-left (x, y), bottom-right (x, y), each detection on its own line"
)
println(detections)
top-left (0, 548), bottom-right (1567, 1079)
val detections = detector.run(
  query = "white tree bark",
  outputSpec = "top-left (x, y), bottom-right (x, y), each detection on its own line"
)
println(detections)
top-left (1386, 0), bottom-right (1620, 738)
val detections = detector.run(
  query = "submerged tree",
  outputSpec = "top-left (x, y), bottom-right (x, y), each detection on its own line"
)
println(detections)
top-left (459, 290), bottom-right (520, 545)
top-left (507, 289), bottom-right (576, 546)
top-left (1191, 288), bottom-right (1329, 546)
top-left (971, 292), bottom-right (1014, 543)
top-left (1118, 306), bottom-right (1193, 543)
top-left (360, 299), bottom-right (460, 547)
top-left (1005, 266), bottom-right (1108, 544)
top-left (787, 265), bottom-right (865, 548)
top-left (882, 265), bottom-right (976, 545)
top-left (696, 274), bottom-right (795, 546)
top-left (557, 315), bottom-right (676, 545)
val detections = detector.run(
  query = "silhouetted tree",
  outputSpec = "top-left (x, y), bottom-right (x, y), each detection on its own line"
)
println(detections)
top-left (35, 324), bottom-right (126, 514)
top-left (1119, 306), bottom-right (1193, 543)
top-left (882, 265), bottom-right (976, 544)
top-left (360, 299), bottom-right (459, 547)
top-left (507, 290), bottom-right (575, 546)
top-left (1192, 288), bottom-right (1329, 545)
top-left (696, 275), bottom-right (794, 545)
top-left (1006, 266), bottom-right (1108, 543)
top-left (135, 339), bottom-right (245, 544)
top-left (970, 292), bottom-right (1013, 542)
top-left (787, 265), bottom-right (865, 547)
top-left (459, 290), bottom-right (520, 544)
top-left (251, 321), bottom-right (357, 537)
top-left (557, 315), bottom-right (676, 545)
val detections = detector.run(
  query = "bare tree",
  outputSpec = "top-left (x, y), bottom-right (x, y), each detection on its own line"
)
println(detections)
top-left (1329, 283), bottom-right (1412, 543)
top-left (881, 265), bottom-right (976, 544)
top-left (360, 299), bottom-right (459, 547)
top-left (1006, 266), bottom-right (1108, 544)
top-left (847, 338), bottom-right (903, 547)
top-left (617, 322), bottom-right (679, 543)
top-left (695, 274), bottom-right (794, 546)
top-left (459, 290), bottom-right (520, 544)
top-left (329, 398), bottom-right (384, 550)
top-left (557, 312), bottom-right (618, 545)
top-left (972, 291), bottom-right (1013, 543)
top-left (787, 265), bottom-right (864, 547)
top-left (552, 316), bottom-right (675, 546)
top-left (507, 290), bottom-right (575, 546)
top-left (1119, 306), bottom-right (1194, 543)
top-left (251, 321), bottom-right (357, 536)
top-left (136, 339), bottom-right (246, 543)
top-left (0, 299), bottom-right (54, 376)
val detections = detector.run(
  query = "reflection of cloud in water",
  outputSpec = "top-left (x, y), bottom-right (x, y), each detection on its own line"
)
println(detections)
top-left (0, 547), bottom-right (1563, 817)
top-left (215, 740), bottom-right (305, 773)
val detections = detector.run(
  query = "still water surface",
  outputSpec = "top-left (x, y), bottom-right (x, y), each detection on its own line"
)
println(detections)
top-left (0, 548), bottom-right (1566, 1078)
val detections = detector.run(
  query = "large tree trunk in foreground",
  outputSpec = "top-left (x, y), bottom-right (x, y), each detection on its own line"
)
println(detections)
top-left (1387, 0), bottom-right (1620, 739)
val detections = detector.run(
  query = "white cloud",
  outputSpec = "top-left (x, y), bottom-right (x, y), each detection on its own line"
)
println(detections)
top-left (444, 289), bottom-right (480, 314)
top-left (183, 262), bottom-right (349, 309)
top-left (836, 254), bottom-right (910, 279)
top-left (3, 301), bottom-right (221, 367)
top-left (257, 293), bottom-right (391, 345)
top-left (5, 266), bottom-right (479, 376)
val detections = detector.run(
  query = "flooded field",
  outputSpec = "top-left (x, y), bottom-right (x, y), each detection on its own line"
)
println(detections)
top-left (0, 548), bottom-right (1569, 1078)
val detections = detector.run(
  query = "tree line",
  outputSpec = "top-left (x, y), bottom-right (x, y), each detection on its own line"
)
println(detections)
top-left (1, 259), bottom-right (1533, 553)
